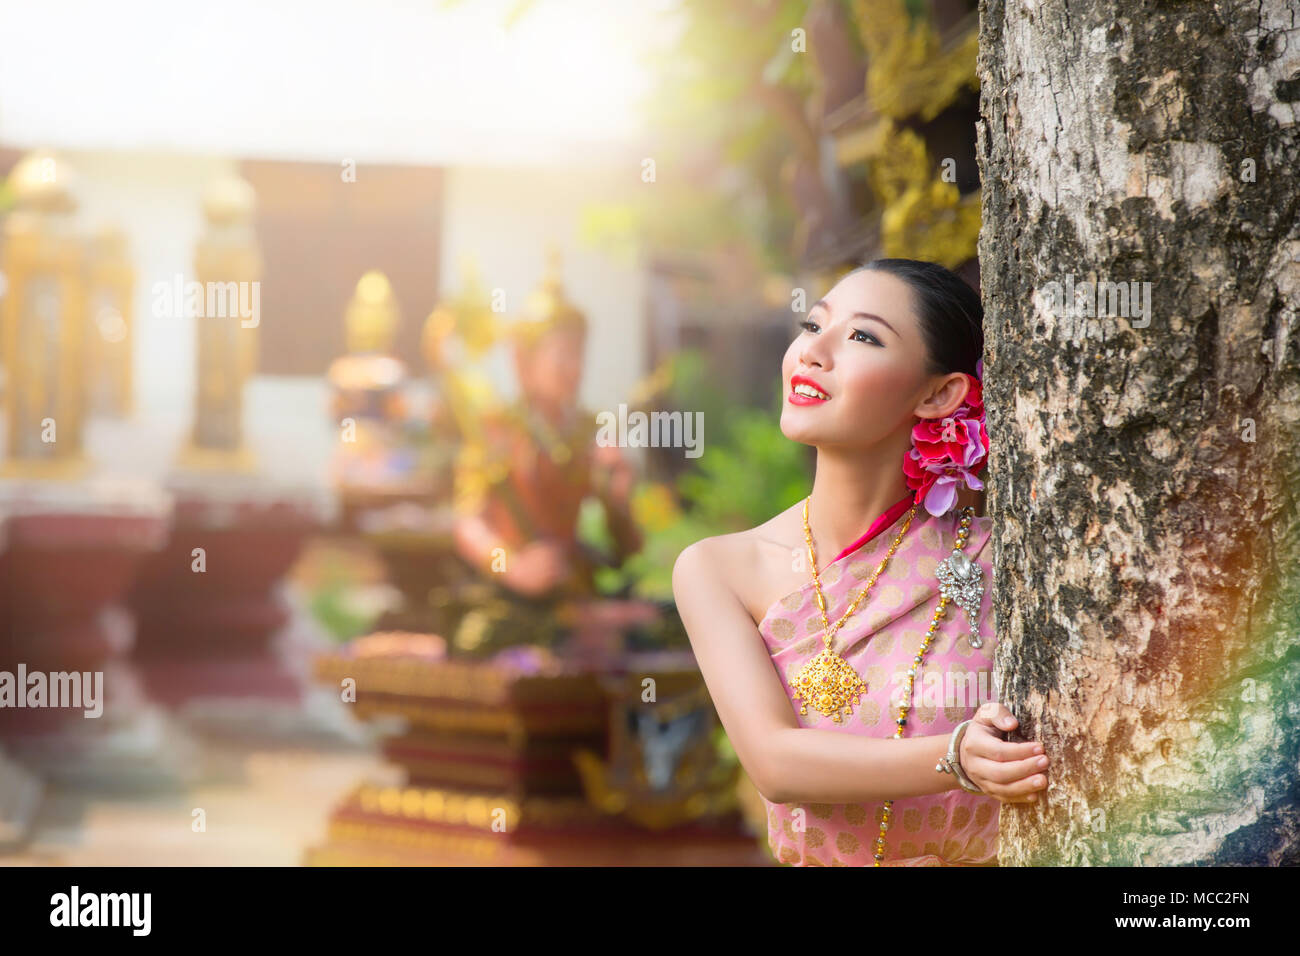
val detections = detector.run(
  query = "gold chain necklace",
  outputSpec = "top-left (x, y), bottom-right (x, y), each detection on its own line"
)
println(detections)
top-left (795, 498), bottom-right (977, 866)
top-left (878, 509), bottom-right (972, 868)
top-left (793, 496), bottom-right (917, 724)
top-left (876, 506), bottom-right (973, 866)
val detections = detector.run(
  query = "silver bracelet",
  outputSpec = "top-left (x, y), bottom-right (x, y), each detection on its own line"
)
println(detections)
top-left (935, 719), bottom-right (983, 793)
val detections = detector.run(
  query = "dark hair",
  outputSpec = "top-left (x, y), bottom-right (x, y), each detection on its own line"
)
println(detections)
top-left (856, 258), bottom-right (983, 378)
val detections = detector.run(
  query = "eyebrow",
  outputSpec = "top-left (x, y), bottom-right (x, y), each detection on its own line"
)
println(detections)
top-left (810, 299), bottom-right (898, 337)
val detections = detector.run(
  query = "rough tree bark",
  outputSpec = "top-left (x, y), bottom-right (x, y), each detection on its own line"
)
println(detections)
top-left (976, 0), bottom-right (1300, 864)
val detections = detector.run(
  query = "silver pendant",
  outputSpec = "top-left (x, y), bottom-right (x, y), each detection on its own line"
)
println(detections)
top-left (936, 549), bottom-right (984, 649)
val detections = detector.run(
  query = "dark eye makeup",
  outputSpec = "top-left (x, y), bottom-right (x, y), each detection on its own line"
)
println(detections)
top-left (797, 317), bottom-right (881, 347)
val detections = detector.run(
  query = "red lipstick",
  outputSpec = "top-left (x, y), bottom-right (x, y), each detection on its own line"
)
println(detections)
top-left (788, 374), bottom-right (830, 405)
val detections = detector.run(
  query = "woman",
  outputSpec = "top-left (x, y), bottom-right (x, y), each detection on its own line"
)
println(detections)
top-left (672, 259), bottom-right (1050, 866)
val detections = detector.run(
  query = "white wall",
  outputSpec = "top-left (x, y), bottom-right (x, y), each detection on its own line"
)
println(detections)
top-left (69, 150), bottom-right (236, 421)
top-left (24, 153), bottom-right (649, 490)
top-left (437, 164), bottom-right (647, 418)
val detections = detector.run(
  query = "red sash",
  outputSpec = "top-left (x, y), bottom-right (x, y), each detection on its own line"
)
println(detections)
top-left (830, 492), bottom-right (916, 564)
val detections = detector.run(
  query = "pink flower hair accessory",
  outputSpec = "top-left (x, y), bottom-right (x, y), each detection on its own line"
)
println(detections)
top-left (903, 371), bottom-right (988, 518)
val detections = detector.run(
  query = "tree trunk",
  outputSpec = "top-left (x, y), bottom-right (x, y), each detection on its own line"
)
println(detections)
top-left (976, 0), bottom-right (1300, 865)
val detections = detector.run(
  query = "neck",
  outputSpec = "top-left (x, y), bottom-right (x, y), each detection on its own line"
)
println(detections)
top-left (806, 432), bottom-right (914, 562)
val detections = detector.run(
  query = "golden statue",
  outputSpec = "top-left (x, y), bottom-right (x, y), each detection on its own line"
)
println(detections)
top-left (345, 269), bottom-right (400, 354)
top-left (421, 256), bottom-right (501, 447)
top-left (85, 225), bottom-right (134, 419)
top-left (448, 247), bottom-right (643, 658)
top-left (1, 149), bottom-right (88, 478)
top-left (176, 172), bottom-right (262, 473)
top-left (327, 270), bottom-right (431, 510)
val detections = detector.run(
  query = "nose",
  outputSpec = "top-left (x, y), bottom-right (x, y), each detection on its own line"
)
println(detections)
top-left (798, 327), bottom-right (831, 371)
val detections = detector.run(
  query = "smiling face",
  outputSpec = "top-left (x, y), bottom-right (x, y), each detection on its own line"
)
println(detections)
top-left (780, 268), bottom-right (970, 450)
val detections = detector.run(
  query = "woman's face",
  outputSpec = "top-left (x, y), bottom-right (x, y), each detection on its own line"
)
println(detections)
top-left (780, 268), bottom-right (966, 449)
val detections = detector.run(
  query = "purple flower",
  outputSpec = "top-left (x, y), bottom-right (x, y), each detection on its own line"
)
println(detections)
top-left (915, 421), bottom-right (986, 516)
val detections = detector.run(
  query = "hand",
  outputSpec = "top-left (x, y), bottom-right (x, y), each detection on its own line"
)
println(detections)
top-left (591, 444), bottom-right (636, 503)
top-left (957, 701), bottom-right (1050, 804)
top-left (502, 540), bottom-right (570, 597)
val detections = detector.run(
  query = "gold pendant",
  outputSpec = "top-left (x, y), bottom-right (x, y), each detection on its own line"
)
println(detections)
top-left (793, 647), bottom-right (867, 723)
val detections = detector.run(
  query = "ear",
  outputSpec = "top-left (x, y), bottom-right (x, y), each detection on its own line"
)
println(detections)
top-left (913, 372), bottom-right (971, 421)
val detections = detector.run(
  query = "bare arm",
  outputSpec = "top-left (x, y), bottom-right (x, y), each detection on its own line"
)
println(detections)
top-left (672, 538), bottom-right (1047, 805)
top-left (673, 538), bottom-right (969, 804)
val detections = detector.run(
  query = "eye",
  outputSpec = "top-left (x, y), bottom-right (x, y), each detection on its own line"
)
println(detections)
top-left (798, 318), bottom-right (880, 345)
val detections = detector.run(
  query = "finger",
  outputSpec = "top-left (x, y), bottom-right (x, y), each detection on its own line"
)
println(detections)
top-left (995, 771), bottom-right (1049, 799)
top-left (967, 761), bottom-right (1049, 801)
top-left (972, 700), bottom-right (1019, 733)
top-left (964, 751), bottom-right (1050, 787)
top-left (964, 727), bottom-right (1045, 763)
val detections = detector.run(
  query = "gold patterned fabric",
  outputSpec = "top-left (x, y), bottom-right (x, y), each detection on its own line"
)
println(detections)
top-left (758, 508), bottom-right (1001, 866)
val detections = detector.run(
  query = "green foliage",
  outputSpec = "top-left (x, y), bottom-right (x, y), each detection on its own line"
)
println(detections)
top-left (577, 203), bottom-right (642, 267)
top-left (713, 723), bottom-right (739, 767)
top-left (593, 348), bottom-right (811, 601)
top-left (593, 506), bottom-right (708, 601)
top-left (639, 0), bottom-right (825, 274)
top-left (902, 0), bottom-right (929, 23)
top-left (677, 407), bottom-right (810, 528)
top-left (307, 579), bottom-right (383, 644)
top-left (577, 494), bottom-right (616, 560)
top-left (667, 349), bottom-right (810, 530)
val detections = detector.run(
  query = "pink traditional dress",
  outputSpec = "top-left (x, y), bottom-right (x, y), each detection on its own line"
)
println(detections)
top-left (757, 499), bottom-right (1001, 866)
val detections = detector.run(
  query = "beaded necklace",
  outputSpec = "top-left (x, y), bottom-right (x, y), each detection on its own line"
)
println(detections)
top-left (798, 499), bottom-right (976, 866)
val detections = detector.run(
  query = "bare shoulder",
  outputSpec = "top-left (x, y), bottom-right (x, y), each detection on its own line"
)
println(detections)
top-left (673, 501), bottom-right (805, 625)
top-left (671, 529), bottom-right (745, 596)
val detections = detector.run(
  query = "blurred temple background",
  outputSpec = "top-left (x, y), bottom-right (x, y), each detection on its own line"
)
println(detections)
top-left (0, 0), bottom-right (979, 865)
